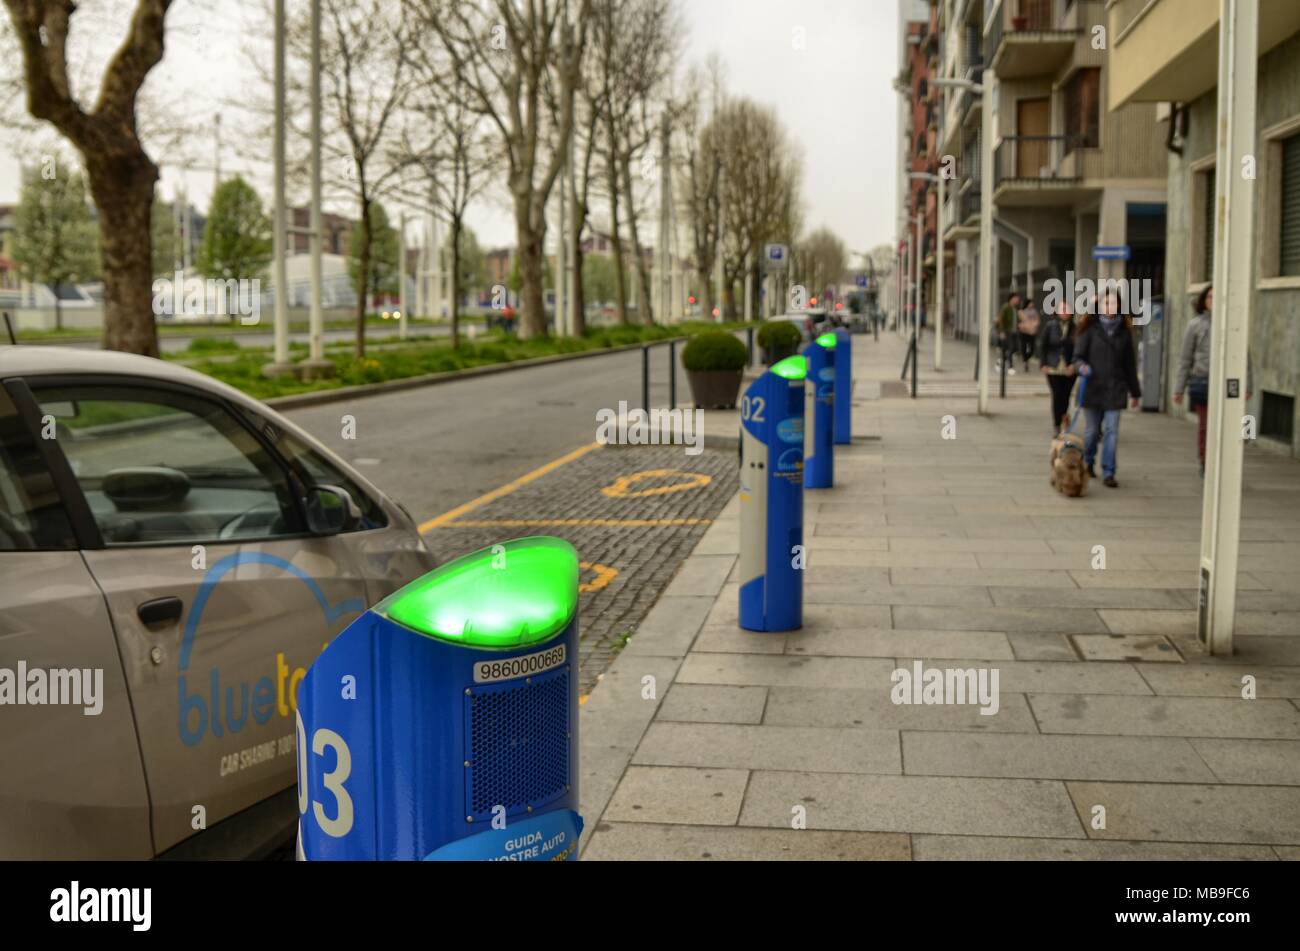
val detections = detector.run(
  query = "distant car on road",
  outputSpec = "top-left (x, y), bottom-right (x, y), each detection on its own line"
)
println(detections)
top-left (0, 346), bottom-right (436, 859)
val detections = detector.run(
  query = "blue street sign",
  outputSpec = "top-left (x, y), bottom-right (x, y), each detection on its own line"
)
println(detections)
top-left (1092, 245), bottom-right (1131, 261)
top-left (855, 274), bottom-right (868, 288)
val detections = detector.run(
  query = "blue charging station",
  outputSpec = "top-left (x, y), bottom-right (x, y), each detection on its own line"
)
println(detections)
top-left (804, 333), bottom-right (835, 489)
top-left (834, 327), bottom-right (852, 445)
top-left (295, 537), bottom-right (582, 861)
top-left (738, 354), bottom-right (806, 632)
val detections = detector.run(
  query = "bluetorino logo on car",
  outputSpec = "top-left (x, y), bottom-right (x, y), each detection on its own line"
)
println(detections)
top-left (176, 552), bottom-right (363, 746)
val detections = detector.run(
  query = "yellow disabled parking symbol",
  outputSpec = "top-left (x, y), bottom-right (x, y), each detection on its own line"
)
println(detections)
top-left (601, 469), bottom-right (712, 499)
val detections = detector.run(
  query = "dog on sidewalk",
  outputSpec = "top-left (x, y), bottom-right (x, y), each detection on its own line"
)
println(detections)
top-left (1049, 428), bottom-right (1089, 497)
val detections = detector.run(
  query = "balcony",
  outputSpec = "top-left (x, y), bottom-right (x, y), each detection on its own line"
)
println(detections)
top-left (993, 135), bottom-right (1100, 205)
top-left (943, 182), bottom-right (982, 241)
top-left (987, 0), bottom-right (1085, 79)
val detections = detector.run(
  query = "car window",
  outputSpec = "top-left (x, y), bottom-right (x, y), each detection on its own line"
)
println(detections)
top-left (232, 405), bottom-right (388, 532)
top-left (0, 388), bottom-right (77, 551)
top-left (273, 431), bottom-right (389, 531)
top-left (34, 385), bottom-right (303, 545)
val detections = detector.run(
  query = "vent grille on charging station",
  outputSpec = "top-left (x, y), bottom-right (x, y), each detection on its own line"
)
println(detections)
top-left (466, 665), bottom-right (570, 820)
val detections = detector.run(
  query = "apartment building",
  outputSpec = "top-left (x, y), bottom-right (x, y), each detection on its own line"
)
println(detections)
top-left (1108, 0), bottom-right (1300, 458)
top-left (936, 0), bottom-right (1168, 342)
top-left (896, 0), bottom-right (936, 330)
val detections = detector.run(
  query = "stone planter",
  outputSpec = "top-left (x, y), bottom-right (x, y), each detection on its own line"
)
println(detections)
top-left (686, 369), bottom-right (743, 409)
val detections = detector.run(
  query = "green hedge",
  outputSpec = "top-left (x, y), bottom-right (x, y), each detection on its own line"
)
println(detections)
top-left (681, 331), bottom-right (747, 372)
top-left (756, 320), bottom-right (801, 351)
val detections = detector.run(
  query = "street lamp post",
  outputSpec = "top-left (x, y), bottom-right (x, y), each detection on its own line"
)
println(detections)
top-left (908, 170), bottom-right (946, 372)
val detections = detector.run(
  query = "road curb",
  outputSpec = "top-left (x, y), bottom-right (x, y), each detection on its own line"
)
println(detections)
top-left (264, 337), bottom-right (690, 411)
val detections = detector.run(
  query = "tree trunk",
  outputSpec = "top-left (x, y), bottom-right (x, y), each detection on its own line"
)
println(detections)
top-left (87, 157), bottom-right (160, 357)
top-left (697, 266), bottom-right (714, 322)
top-left (570, 216), bottom-right (587, 337)
top-left (355, 196), bottom-right (372, 358)
top-left (515, 209), bottom-right (548, 340)
top-left (621, 153), bottom-right (654, 325)
top-left (450, 216), bottom-right (462, 350)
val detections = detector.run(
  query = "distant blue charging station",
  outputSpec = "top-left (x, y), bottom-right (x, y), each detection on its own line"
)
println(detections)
top-left (804, 333), bottom-right (835, 489)
top-left (738, 354), bottom-right (806, 632)
top-left (296, 537), bottom-right (582, 861)
top-left (834, 328), bottom-right (852, 445)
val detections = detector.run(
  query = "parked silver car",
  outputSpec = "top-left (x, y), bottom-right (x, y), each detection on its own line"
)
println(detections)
top-left (0, 347), bottom-right (436, 859)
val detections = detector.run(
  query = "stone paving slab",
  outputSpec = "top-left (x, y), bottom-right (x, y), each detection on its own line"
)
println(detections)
top-left (1066, 781), bottom-right (1300, 845)
top-left (893, 605), bottom-right (1109, 633)
top-left (738, 772), bottom-right (1085, 839)
top-left (583, 822), bottom-right (911, 861)
top-left (1134, 663), bottom-right (1300, 698)
top-left (1028, 693), bottom-right (1300, 738)
top-left (1006, 633), bottom-right (1081, 661)
top-left (912, 835), bottom-right (1278, 861)
top-left (677, 653), bottom-right (898, 689)
top-left (656, 684), bottom-right (768, 724)
top-left (1070, 634), bottom-right (1182, 662)
top-left (902, 732), bottom-right (1218, 783)
top-left (632, 722), bottom-right (902, 774)
top-left (887, 658), bottom-right (1153, 694)
top-left (785, 628), bottom-right (1014, 660)
top-left (603, 766), bottom-right (749, 826)
top-left (991, 587), bottom-right (1189, 609)
top-left (762, 686), bottom-right (1039, 732)
top-left (1189, 738), bottom-right (1300, 785)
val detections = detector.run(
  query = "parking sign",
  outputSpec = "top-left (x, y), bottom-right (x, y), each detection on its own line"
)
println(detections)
top-left (765, 244), bottom-right (788, 270)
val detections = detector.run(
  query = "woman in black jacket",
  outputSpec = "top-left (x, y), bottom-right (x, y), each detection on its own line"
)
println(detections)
top-left (1073, 291), bottom-right (1142, 488)
top-left (1036, 296), bottom-right (1076, 432)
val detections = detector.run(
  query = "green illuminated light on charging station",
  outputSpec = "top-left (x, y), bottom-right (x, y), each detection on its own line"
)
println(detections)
top-left (771, 355), bottom-right (807, 380)
top-left (378, 536), bottom-right (579, 649)
top-left (816, 332), bottom-right (837, 349)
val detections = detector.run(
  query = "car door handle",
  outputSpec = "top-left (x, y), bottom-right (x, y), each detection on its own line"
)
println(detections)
top-left (138, 596), bottom-right (183, 626)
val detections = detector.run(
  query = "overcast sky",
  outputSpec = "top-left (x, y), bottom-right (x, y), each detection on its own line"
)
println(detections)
top-left (0, 0), bottom-right (901, 256)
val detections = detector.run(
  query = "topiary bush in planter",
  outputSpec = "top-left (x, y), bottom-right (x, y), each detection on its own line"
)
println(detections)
top-left (756, 320), bottom-right (802, 365)
top-left (681, 331), bottom-right (747, 408)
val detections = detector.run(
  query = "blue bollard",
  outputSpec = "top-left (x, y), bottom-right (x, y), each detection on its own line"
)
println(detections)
top-left (834, 327), bottom-right (852, 445)
top-left (296, 536), bottom-right (582, 861)
top-left (738, 354), bottom-right (806, 632)
top-left (803, 334), bottom-right (836, 489)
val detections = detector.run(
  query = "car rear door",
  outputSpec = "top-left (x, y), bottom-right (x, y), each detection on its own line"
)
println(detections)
top-left (27, 377), bottom-right (369, 854)
top-left (0, 380), bottom-right (152, 858)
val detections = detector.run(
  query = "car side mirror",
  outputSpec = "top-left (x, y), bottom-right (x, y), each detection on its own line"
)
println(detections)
top-left (305, 484), bottom-right (361, 536)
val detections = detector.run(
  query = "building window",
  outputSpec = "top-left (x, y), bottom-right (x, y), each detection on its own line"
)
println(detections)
top-left (1193, 164), bottom-right (1216, 285)
top-left (1280, 133), bottom-right (1300, 277)
top-left (1260, 391), bottom-right (1295, 444)
top-left (1064, 68), bottom-right (1101, 150)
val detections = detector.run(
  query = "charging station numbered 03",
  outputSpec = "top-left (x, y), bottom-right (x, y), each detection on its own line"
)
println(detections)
top-left (834, 327), bottom-right (852, 445)
top-left (738, 354), bottom-right (807, 633)
top-left (295, 536), bottom-right (583, 861)
top-left (804, 333), bottom-right (836, 489)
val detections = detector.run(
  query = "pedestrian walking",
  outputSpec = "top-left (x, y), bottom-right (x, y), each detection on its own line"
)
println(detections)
top-left (996, 291), bottom-right (1020, 376)
top-left (1172, 285), bottom-right (1253, 478)
top-left (1017, 297), bottom-right (1041, 370)
top-left (1037, 295), bottom-right (1076, 432)
top-left (1073, 290), bottom-right (1142, 488)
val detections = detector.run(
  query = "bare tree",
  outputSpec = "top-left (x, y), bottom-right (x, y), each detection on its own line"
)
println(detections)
top-left (714, 99), bottom-right (802, 319)
top-left (396, 54), bottom-right (498, 349)
top-left (4, 0), bottom-right (173, 355)
top-left (680, 58), bottom-right (725, 320)
top-left (406, 0), bottom-right (591, 340)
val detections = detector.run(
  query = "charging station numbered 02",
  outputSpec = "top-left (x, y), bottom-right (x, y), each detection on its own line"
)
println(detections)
top-left (738, 354), bottom-right (806, 633)
top-left (295, 536), bottom-right (583, 861)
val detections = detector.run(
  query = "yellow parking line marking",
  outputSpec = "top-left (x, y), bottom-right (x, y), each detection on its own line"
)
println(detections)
top-left (579, 694), bottom-right (589, 706)
top-left (579, 561), bottom-right (618, 593)
top-left (601, 469), bottom-right (712, 499)
top-left (447, 517), bottom-right (712, 528)
top-left (418, 442), bottom-right (601, 533)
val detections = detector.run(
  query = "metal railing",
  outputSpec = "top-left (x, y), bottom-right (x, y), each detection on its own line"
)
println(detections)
top-left (993, 135), bottom-right (1086, 187)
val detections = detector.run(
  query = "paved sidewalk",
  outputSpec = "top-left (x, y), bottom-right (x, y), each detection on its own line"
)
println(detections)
top-left (578, 328), bottom-right (1300, 860)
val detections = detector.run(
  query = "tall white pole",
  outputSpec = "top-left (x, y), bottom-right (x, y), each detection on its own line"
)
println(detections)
top-left (271, 0), bottom-right (289, 369)
top-left (714, 163), bottom-right (725, 321)
top-left (1199, 0), bottom-right (1259, 655)
top-left (308, 0), bottom-right (325, 364)
top-left (935, 174), bottom-right (945, 370)
top-left (557, 172), bottom-right (568, 335)
top-left (398, 211), bottom-right (408, 340)
top-left (976, 78), bottom-right (994, 414)
top-left (914, 213), bottom-right (922, 344)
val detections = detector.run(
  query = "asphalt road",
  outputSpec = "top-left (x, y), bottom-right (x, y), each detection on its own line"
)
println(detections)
top-left (281, 342), bottom-right (687, 524)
